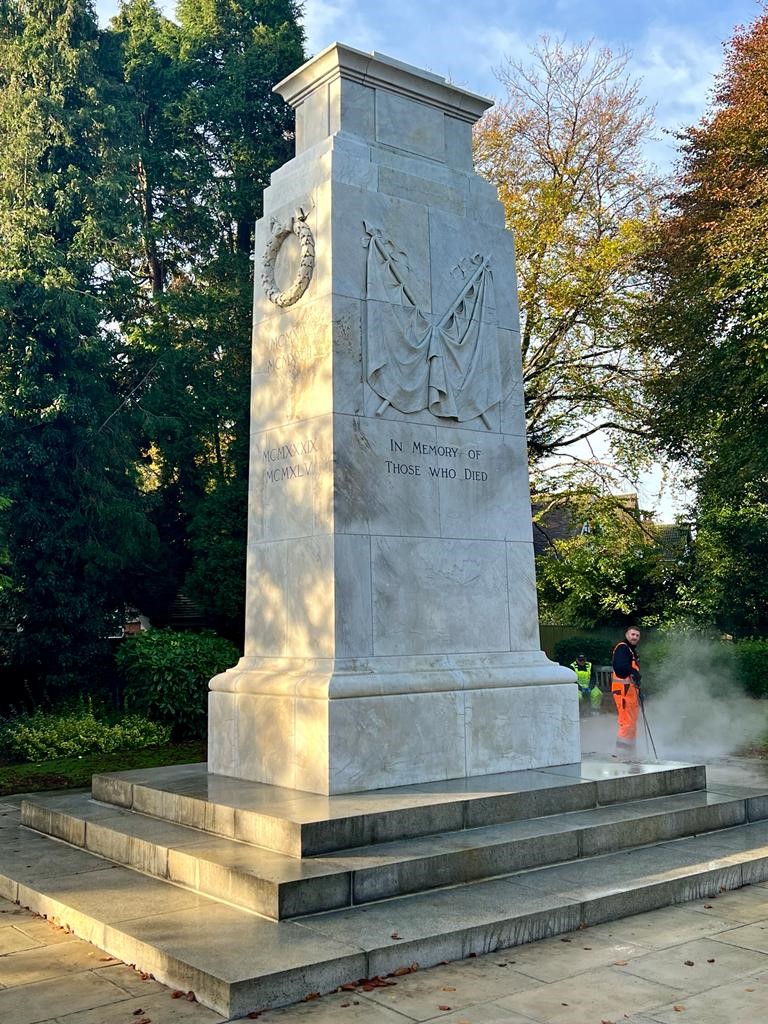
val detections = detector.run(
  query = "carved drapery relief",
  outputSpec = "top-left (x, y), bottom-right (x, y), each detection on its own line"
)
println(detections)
top-left (261, 209), bottom-right (315, 307)
top-left (363, 223), bottom-right (501, 427)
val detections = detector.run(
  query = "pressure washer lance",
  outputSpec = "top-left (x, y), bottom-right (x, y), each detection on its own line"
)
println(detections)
top-left (641, 694), bottom-right (658, 759)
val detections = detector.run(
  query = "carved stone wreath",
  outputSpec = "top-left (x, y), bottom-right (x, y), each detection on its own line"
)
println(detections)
top-left (261, 208), bottom-right (315, 307)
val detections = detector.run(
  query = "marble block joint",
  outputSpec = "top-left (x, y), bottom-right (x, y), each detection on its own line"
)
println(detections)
top-left (209, 42), bottom-right (579, 794)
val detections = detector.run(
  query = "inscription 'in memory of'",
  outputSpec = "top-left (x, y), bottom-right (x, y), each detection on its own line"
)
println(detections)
top-left (386, 437), bottom-right (488, 482)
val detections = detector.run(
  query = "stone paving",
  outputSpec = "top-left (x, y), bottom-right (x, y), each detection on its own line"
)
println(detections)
top-left (2, 879), bottom-right (768, 1023)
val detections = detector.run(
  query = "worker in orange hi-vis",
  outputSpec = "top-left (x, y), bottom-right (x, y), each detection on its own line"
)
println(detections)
top-left (611, 625), bottom-right (643, 753)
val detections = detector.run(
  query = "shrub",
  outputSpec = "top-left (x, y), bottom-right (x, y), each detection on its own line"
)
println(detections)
top-left (0, 701), bottom-right (170, 763)
top-left (116, 628), bottom-right (239, 738)
top-left (733, 639), bottom-right (768, 699)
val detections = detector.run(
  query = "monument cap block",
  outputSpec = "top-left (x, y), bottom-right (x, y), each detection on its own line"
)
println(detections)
top-left (208, 43), bottom-right (579, 795)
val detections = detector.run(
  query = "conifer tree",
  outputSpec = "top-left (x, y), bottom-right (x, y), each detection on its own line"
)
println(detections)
top-left (0, 0), bottom-right (156, 680)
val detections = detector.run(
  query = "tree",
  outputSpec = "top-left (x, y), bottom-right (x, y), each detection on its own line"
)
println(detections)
top-left (638, 10), bottom-right (768, 636)
top-left (474, 38), bottom-right (661, 487)
top-left (0, 0), bottom-right (158, 680)
top-left (535, 493), bottom-right (687, 628)
top-left (104, 0), bottom-right (305, 637)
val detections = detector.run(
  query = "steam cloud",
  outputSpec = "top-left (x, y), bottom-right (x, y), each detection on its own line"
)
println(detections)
top-left (580, 635), bottom-right (768, 762)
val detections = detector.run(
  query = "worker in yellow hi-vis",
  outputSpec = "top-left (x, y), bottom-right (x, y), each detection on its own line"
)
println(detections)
top-left (570, 654), bottom-right (602, 711)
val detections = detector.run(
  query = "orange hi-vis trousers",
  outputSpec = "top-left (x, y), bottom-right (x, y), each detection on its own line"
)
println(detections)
top-left (612, 676), bottom-right (640, 748)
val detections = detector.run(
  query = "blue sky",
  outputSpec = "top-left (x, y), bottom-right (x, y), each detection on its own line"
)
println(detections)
top-left (95, 0), bottom-right (765, 170)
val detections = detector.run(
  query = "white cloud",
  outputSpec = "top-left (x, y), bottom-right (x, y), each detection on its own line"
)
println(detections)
top-left (301, 0), bottom-right (379, 57)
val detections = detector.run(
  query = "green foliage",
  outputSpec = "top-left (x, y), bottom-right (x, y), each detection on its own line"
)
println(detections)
top-left (0, 0), bottom-right (159, 678)
top-left (116, 628), bottom-right (239, 737)
top-left (0, 739), bottom-right (205, 797)
top-left (106, 0), bottom-right (305, 635)
top-left (638, 13), bottom-right (768, 637)
top-left (677, 488), bottom-right (768, 637)
top-left (536, 494), bottom-right (689, 629)
top-left (0, 701), bottom-right (170, 763)
top-left (0, 0), bottom-right (307, 675)
top-left (732, 639), bottom-right (768, 699)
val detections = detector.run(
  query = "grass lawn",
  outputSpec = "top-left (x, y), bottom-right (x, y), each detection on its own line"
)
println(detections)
top-left (0, 740), bottom-right (206, 797)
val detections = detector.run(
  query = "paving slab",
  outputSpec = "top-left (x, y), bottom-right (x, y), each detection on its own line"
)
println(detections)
top-left (585, 904), bottom-right (748, 949)
top-left (0, 970), bottom-right (131, 1024)
top-left (631, 968), bottom-right (768, 1024)
top-left (0, 935), bottom-right (120, 987)
top-left (482, 929), bottom-right (649, 983)
top-left (495, 963), bottom-right (684, 1024)
top-left (710, 918), bottom-right (768, 954)
top-left (616, 934), bottom-right (768, 990)
top-left (248, 989), bottom-right (428, 1023)
top-left (349, 956), bottom-right (539, 1021)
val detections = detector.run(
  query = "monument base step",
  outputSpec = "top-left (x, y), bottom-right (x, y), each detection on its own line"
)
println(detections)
top-left (5, 759), bottom-right (768, 1019)
top-left (19, 782), bottom-right (768, 920)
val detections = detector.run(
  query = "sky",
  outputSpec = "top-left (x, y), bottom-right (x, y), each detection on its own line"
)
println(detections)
top-left (93, 0), bottom-right (765, 517)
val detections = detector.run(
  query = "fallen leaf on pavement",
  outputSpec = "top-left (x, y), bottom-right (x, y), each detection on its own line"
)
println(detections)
top-left (438, 1005), bottom-right (452, 1012)
top-left (171, 992), bottom-right (184, 999)
top-left (442, 987), bottom-right (457, 992)
top-left (247, 1013), bottom-right (261, 1020)
top-left (684, 960), bottom-right (695, 966)
top-left (613, 960), bottom-right (628, 966)
top-left (391, 932), bottom-right (401, 939)
top-left (302, 992), bottom-right (320, 1001)
top-left (389, 963), bottom-right (418, 977)
top-left (707, 959), bottom-right (716, 963)
top-left (185, 992), bottom-right (196, 1002)
top-left (703, 904), bottom-right (713, 909)
top-left (339, 983), bottom-right (357, 991)
top-left (673, 1005), bottom-right (686, 1012)
top-left (132, 1012), bottom-right (144, 1017)
top-left (560, 937), bottom-right (572, 943)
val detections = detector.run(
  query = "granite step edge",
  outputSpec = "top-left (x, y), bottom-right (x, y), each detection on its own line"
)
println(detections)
top-left (0, 862), bottom-right (367, 1020)
top-left (5, 823), bottom-right (768, 1018)
top-left (90, 761), bottom-right (708, 857)
top-left (20, 787), bottom-right (765, 920)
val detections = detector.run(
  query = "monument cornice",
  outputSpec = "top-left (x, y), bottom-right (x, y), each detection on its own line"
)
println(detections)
top-left (274, 41), bottom-right (493, 124)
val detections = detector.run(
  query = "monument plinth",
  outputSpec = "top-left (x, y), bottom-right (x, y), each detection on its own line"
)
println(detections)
top-left (208, 43), bottom-right (579, 794)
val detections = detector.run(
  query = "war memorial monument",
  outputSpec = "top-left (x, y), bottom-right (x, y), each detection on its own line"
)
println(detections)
top-left (208, 42), bottom-right (579, 794)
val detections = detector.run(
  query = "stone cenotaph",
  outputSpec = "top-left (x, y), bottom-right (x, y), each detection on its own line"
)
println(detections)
top-left (209, 44), bottom-right (579, 795)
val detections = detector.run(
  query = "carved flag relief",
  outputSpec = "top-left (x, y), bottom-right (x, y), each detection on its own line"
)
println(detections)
top-left (363, 222), bottom-right (502, 426)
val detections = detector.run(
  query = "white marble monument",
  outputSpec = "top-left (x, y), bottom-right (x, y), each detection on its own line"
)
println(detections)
top-left (208, 43), bottom-right (579, 794)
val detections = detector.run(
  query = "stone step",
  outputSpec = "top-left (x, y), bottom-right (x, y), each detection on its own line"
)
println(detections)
top-left (89, 759), bottom-right (707, 857)
top-left (6, 805), bottom-right (768, 1020)
top-left (21, 782), bottom-right (767, 921)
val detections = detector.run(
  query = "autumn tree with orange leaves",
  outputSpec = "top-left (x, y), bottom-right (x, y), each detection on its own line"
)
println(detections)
top-left (639, 8), bottom-right (768, 636)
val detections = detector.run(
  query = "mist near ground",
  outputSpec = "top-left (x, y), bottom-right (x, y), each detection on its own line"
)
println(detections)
top-left (580, 635), bottom-right (768, 763)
